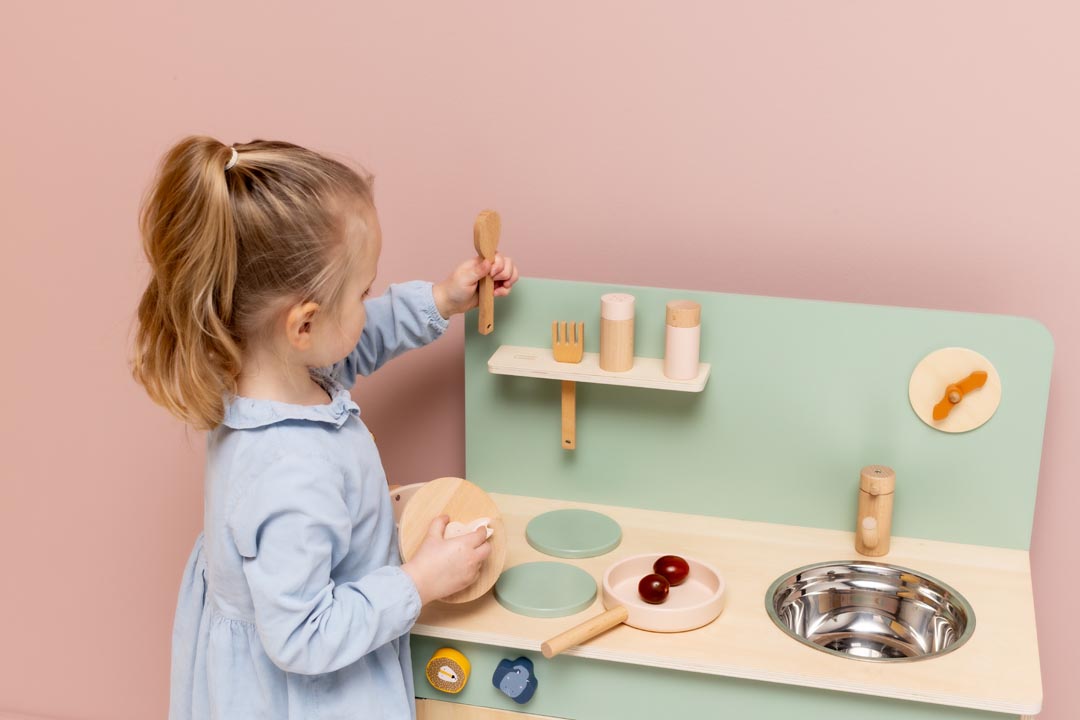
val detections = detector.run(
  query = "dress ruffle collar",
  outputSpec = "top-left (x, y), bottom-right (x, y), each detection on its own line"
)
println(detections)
top-left (221, 371), bottom-right (360, 430)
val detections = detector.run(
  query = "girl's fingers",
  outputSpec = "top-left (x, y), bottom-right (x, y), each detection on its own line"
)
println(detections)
top-left (427, 515), bottom-right (450, 539)
top-left (474, 540), bottom-right (493, 560)
top-left (471, 258), bottom-right (492, 280)
top-left (494, 267), bottom-right (519, 295)
top-left (465, 526), bottom-right (490, 548)
top-left (492, 257), bottom-right (515, 282)
top-left (494, 266), bottom-right (518, 291)
top-left (463, 254), bottom-right (516, 299)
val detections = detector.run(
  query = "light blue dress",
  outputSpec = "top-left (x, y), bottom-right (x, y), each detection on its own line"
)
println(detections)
top-left (170, 281), bottom-right (449, 720)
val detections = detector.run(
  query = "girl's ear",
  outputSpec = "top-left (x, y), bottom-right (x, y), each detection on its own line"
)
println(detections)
top-left (285, 301), bottom-right (321, 351)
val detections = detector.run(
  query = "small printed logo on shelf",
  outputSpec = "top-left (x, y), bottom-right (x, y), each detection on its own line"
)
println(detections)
top-left (492, 656), bottom-right (538, 704)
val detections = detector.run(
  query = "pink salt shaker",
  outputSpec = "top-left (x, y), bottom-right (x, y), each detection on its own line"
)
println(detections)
top-left (664, 300), bottom-right (701, 380)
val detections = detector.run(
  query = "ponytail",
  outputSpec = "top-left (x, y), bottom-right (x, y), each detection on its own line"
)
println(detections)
top-left (133, 137), bottom-right (243, 430)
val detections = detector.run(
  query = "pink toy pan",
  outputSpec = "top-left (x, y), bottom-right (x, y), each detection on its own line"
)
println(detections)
top-left (389, 482), bottom-right (425, 525)
top-left (541, 553), bottom-right (726, 658)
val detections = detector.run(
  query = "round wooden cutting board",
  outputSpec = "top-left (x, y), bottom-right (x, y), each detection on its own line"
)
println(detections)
top-left (398, 476), bottom-right (507, 604)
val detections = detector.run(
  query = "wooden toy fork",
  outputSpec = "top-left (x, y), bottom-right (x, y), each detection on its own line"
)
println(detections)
top-left (552, 321), bottom-right (584, 449)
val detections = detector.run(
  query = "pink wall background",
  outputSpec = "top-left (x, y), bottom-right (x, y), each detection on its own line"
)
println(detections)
top-left (2, 2), bottom-right (1076, 717)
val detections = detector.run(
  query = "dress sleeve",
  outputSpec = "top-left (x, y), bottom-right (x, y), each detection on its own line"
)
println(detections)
top-left (227, 453), bottom-right (422, 675)
top-left (331, 280), bottom-right (450, 389)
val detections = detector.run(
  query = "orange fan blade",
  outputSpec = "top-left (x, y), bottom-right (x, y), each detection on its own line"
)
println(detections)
top-left (957, 370), bottom-right (988, 394)
top-left (932, 370), bottom-right (988, 421)
top-left (932, 394), bottom-right (955, 421)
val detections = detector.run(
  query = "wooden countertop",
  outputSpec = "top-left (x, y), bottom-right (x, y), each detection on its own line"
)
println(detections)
top-left (413, 494), bottom-right (1042, 716)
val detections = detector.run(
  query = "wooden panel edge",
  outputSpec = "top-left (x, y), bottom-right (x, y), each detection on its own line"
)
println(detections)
top-left (417, 698), bottom-right (565, 719)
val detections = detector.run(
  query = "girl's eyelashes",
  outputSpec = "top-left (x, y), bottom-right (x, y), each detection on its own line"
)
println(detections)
top-left (362, 275), bottom-right (377, 300)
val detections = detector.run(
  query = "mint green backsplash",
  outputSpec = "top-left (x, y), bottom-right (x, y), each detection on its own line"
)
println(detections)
top-left (412, 637), bottom-right (1014, 719)
top-left (465, 278), bottom-right (1053, 550)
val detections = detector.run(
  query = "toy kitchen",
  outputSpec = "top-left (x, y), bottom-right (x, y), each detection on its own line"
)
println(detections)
top-left (395, 217), bottom-right (1050, 720)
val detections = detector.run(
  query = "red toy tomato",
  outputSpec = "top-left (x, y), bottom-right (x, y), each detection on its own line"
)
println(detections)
top-left (653, 555), bottom-right (690, 586)
top-left (638, 573), bottom-right (670, 604)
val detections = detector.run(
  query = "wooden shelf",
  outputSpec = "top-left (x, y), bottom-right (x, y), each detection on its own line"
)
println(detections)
top-left (414, 494), bottom-right (1042, 717)
top-left (487, 345), bottom-right (710, 392)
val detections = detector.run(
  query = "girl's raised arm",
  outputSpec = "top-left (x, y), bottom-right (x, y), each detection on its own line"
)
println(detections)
top-left (330, 280), bottom-right (449, 388)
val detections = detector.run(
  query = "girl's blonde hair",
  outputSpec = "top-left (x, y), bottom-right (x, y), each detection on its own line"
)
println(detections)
top-left (132, 136), bottom-right (373, 430)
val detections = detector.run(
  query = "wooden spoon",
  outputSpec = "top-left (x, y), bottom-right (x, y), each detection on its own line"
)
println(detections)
top-left (473, 210), bottom-right (501, 335)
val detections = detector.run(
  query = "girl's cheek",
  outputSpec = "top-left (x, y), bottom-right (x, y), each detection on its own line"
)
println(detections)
top-left (351, 313), bottom-right (366, 346)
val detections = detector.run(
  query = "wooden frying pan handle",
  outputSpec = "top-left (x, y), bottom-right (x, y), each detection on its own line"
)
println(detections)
top-left (478, 275), bottom-right (494, 335)
top-left (541, 606), bottom-right (629, 658)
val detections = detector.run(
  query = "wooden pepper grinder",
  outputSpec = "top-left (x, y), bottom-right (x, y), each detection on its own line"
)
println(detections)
top-left (599, 293), bottom-right (635, 372)
top-left (855, 465), bottom-right (895, 557)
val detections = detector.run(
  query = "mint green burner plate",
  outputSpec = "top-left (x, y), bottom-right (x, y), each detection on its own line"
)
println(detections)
top-left (526, 509), bottom-right (622, 559)
top-left (494, 562), bottom-right (598, 618)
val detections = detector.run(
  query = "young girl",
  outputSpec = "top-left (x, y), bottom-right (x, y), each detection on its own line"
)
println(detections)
top-left (132, 137), bottom-right (519, 720)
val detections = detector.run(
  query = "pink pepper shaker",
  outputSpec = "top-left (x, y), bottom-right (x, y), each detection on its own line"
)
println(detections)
top-left (663, 300), bottom-right (701, 380)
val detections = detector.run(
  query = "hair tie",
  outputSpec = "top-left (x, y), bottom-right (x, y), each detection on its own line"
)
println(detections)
top-left (224, 147), bottom-right (239, 171)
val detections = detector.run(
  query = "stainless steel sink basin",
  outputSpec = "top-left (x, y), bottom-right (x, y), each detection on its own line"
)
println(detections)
top-left (766, 561), bottom-right (975, 662)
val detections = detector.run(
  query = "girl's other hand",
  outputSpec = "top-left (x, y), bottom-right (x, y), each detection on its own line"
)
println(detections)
top-left (433, 253), bottom-right (519, 319)
top-left (402, 515), bottom-right (492, 605)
